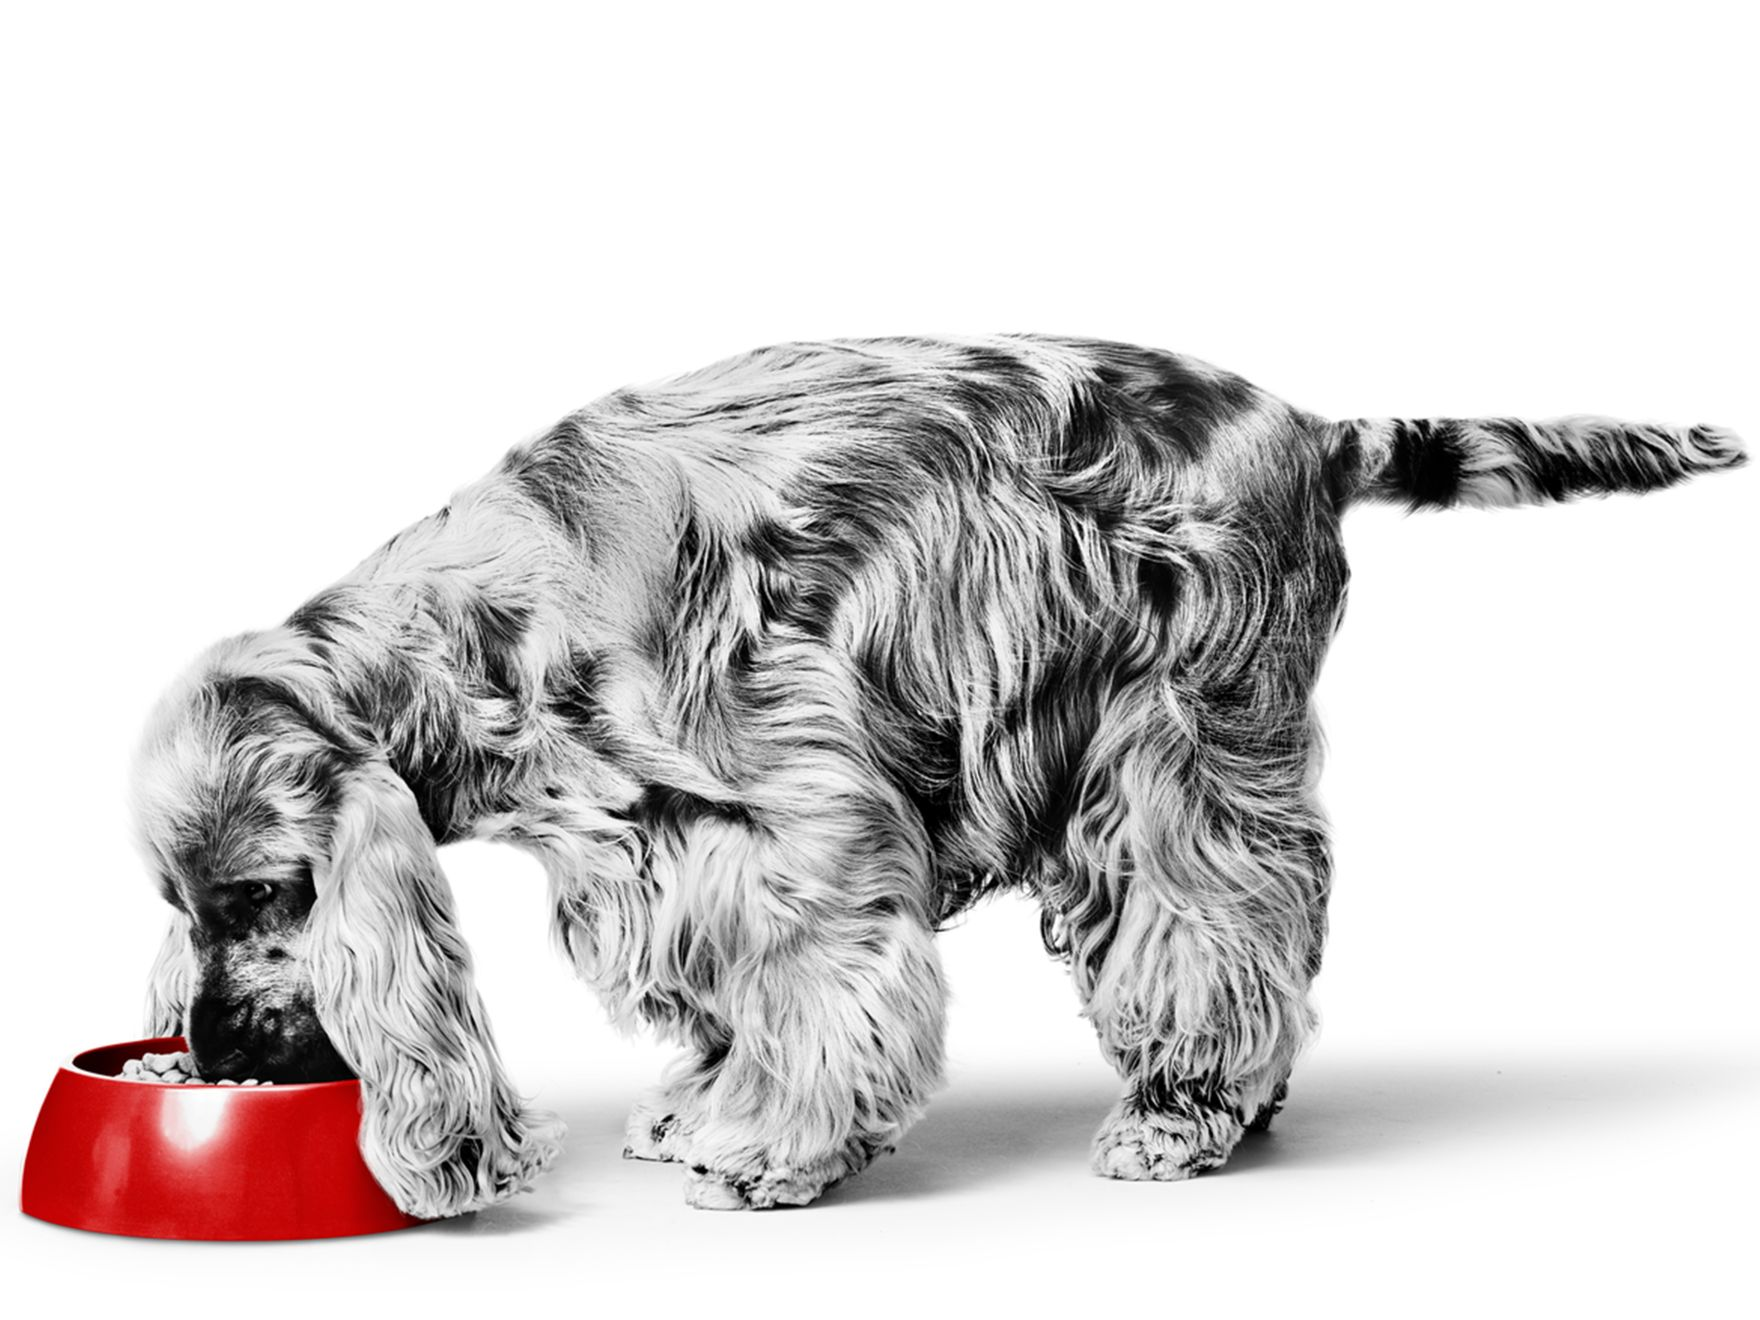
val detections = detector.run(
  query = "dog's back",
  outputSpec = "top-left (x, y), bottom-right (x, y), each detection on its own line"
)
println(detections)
top-left (506, 335), bottom-right (1741, 923)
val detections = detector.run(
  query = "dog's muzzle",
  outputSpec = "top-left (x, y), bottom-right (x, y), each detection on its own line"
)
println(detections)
top-left (187, 992), bottom-right (353, 1083)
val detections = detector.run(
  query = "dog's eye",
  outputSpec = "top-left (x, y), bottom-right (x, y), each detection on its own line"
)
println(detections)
top-left (244, 881), bottom-right (276, 907)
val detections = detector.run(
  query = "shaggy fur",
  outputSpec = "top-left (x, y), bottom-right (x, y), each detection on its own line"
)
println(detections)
top-left (131, 335), bottom-right (1744, 1214)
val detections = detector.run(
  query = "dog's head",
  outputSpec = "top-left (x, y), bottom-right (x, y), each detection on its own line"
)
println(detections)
top-left (131, 628), bottom-right (561, 1216)
top-left (133, 659), bottom-right (353, 1082)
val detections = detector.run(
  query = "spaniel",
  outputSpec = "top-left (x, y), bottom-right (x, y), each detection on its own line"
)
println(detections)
top-left (131, 336), bottom-right (1743, 1213)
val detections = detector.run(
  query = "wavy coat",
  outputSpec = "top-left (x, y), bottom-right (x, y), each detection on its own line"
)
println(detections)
top-left (132, 335), bottom-right (1744, 1211)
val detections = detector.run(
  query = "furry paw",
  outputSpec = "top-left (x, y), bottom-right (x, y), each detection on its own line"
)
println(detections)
top-left (683, 1168), bottom-right (751, 1210)
top-left (368, 1103), bottom-right (567, 1219)
top-left (681, 1155), bottom-right (852, 1210)
top-left (622, 1091), bottom-right (686, 1163)
top-left (1091, 1102), bottom-right (1243, 1182)
top-left (675, 1140), bottom-right (876, 1217)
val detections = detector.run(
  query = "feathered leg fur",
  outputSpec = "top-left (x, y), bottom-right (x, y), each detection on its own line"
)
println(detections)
top-left (551, 646), bottom-right (949, 1208)
top-left (1051, 669), bottom-right (1331, 1180)
top-left (677, 908), bottom-right (944, 1208)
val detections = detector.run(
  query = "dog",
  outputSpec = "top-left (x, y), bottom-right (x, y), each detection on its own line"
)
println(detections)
top-left (130, 335), bottom-right (1744, 1214)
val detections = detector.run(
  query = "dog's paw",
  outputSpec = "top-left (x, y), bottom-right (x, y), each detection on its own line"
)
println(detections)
top-left (1091, 1101), bottom-right (1242, 1182)
top-left (681, 1156), bottom-right (850, 1211)
top-left (622, 1092), bottom-right (685, 1163)
top-left (683, 1168), bottom-right (751, 1210)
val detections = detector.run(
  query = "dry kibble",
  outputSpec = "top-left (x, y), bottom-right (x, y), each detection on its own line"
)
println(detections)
top-left (115, 1051), bottom-right (272, 1086)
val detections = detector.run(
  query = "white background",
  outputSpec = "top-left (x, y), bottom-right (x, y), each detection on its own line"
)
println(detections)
top-left (2, 3), bottom-right (1754, 1316)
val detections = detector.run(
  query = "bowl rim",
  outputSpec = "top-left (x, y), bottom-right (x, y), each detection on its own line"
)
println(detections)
top-left (66, 1035), bottom-right (361, 1092)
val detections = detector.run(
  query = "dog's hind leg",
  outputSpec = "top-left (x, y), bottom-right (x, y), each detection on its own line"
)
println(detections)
top-left (1047, 676), bottom-right (1331, 1180)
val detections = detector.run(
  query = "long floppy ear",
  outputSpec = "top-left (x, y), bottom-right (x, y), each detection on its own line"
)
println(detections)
top-left (308, 757), bottom-right (563, 1219)
top-left (144, 910), bottom-right (196, 1037)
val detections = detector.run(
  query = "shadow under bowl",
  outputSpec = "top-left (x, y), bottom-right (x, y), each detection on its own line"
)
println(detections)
top-left (21, 1035), bottom-right (424, 1240)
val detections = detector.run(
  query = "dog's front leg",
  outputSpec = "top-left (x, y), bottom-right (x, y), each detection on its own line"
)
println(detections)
top-left (547, 775), bottom-right (947, 1203)
top-left (624, 776), bottom-right (947, 1208)
top-left (545, 631), bottom-right (954, 1206)
top-left (677, 905), bottom-right (946, 1209)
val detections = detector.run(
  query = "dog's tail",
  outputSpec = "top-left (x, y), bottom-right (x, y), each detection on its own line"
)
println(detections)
top-left (1324, 414), bottom-right (1745, 511)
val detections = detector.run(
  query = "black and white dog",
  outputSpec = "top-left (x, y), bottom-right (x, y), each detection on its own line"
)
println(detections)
top-left (131, 336), bottom-right (1743, 1213)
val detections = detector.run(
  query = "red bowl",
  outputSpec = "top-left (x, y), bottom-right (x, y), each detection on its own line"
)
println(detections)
top-left (20, 1035), bottom-right (425, 1240)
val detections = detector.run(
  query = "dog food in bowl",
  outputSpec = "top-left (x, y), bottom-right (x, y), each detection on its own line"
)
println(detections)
top-left (117, 1051), bottom-right (273, 1085)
